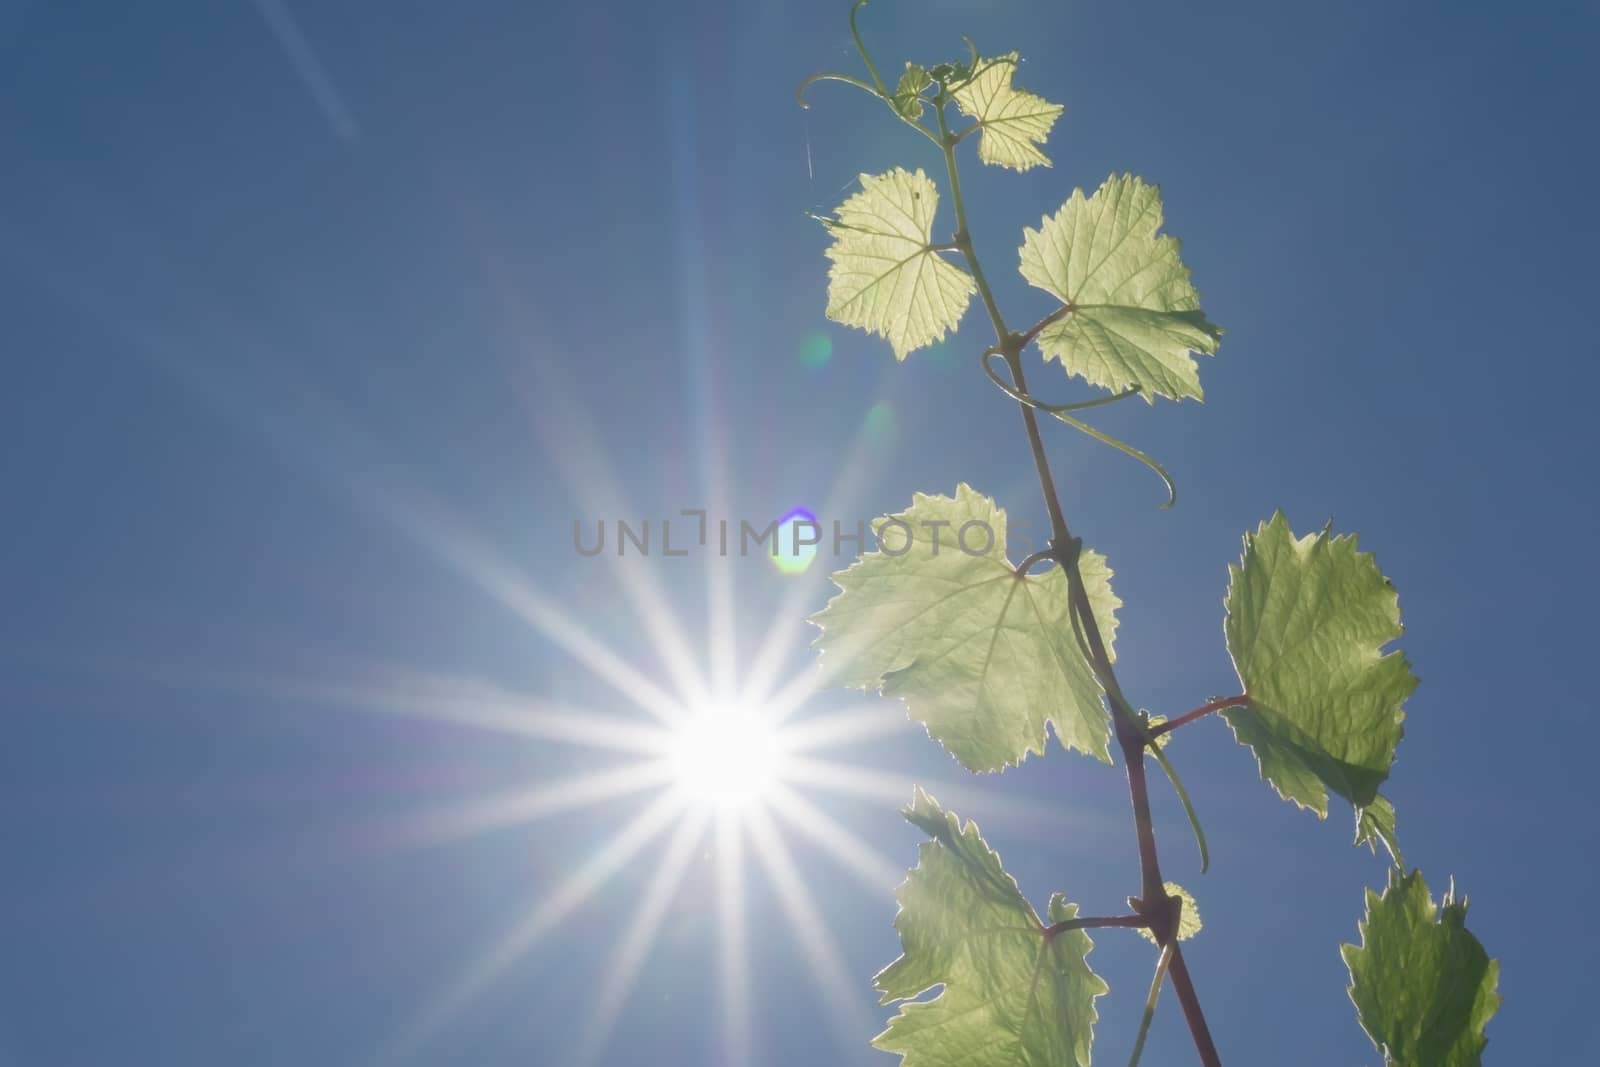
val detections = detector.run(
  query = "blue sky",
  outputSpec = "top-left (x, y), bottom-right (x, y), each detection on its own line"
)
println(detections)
top-left (3, 1), bottom-right (1597, 1064)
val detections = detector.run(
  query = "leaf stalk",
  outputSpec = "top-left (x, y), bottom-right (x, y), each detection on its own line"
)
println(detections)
top-left (1150, 695), bottom-right (1249, 739)
top-left (1042, 913), bottom-right (1151, 940)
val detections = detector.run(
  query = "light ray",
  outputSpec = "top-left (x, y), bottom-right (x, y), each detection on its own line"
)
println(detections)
top-left (714, 810), bottom-right (751, 1067)
top-left (384, 793), bottom-right (685, 1060)
top-left (781, 755), bottom-right (1071, 833)
top-left (326, 670), bottom-right (672, 754)
top-left (664, 73), bottom-right (742, 707)
top-left (250, 0), bottom-right (359, 141)
top-left (574, 809), bottom-right (712, 1065)
top-left (173, 342), bottom-right (689, 727)
top-left (745, 806), bottom-right (877, 1048)
top-left (360, 761), bottom-right (675, 853)
top-left (778, 703), bottom-right (910, 754)
top-left (377, 500), bottom-right (688, 725)
top-left (767, 783), bottom-right (903, 891)
top-left (777, 755), bottom-right (918, 804)
top-left (69, 657), bottom-right (674, 755)
top-left (38, 252), bottom-right (691, 730)
top-left (508, 361), bottom-right (712, 712)
top-left (463, 193), bottom-right (714, 716)
top-left (753, 655), bottom-right (852, 729)
top-left (699, 486), bottom-right (739, 706)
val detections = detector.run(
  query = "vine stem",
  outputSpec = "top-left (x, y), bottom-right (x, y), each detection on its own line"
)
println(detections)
top-left (932, 95), bottom-right (1224, 1067)
top-left (1150, 695), bottom-right (1249, 739)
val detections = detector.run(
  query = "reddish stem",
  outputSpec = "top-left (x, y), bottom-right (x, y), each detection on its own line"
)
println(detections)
top-left (1112, 710), bottom-right (1222, 1067)
top-left (937, 121), bottom-right (1224, 1065)
top-left (1042, 913), bottom-right (1150, 940)
top-left (1149, 695), bottom-right (1248, 739)
top-left (1016, 303), bottom-right (1073, 349)
top-left (1168, 945), bottom-right (1223, 1064)
top-left (1006, 335), bottom-right (1224, 1067)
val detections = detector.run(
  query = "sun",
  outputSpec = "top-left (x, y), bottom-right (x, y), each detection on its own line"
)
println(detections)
top-left (669, 703), bottom-right (784, 811)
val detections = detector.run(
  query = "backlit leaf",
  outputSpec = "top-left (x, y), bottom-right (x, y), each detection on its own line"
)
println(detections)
top-left (811, 484), bottom-right (1119, 772)
top-left (1018, 174), bottom-right (1222, 402)
top-left (951, 52), bottom-right (1064, 171)
top-left (1342, 869), bottom-right (1500, 1066)
top-left (894, 63), bottom-right (933, 119)
top-left (1222, 513), bottom-right (1416, 817)
top-left (875, 788), bottom-right (1108, 1067)
top-left (1134, 881), bottom-right (1202, 945)
top-left (823, 167), bottom-right (975, 360)
top-left (1142, 712), bottom-right (1171, 749)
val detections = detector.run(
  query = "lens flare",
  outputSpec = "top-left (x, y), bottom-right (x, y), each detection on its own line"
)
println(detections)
top-left (798, 332), bottom-right (833, 368)
top-left (771, 506), bottom-right (819, 575)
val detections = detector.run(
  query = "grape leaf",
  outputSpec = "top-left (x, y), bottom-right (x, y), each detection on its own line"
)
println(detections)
top-left (1018, 174), bottom-right (1222, 402)
top-left (810, 484), bottom-right (1120, 772)
top-left (1142, 712), bottom-right (1171, 749)
top-left (1222, 513), bottom-right (1416, 817)
top-left (822, 167), bottom-right (975, 360)
top-left (1134, 881), bottom-right (1202, 945)
top-left (1341, 869), bottom-right (1500, 1067)
top-left (1355, 794), bottom-right (1405, 869)
top-left (875, 788), bottom-right (1108, 1067)
top-left (951, 52), bottom-right (1064, 171)
top-left (893, 63), bottom-right (933, 119)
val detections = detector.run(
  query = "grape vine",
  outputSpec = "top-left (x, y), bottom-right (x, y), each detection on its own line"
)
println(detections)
top-left (798, 4), bottom-right (1500, 1065)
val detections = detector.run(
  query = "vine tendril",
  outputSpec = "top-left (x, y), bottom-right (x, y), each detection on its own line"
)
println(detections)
top-left (981, 350), bottom-right (1177, 507)
top-left (1148, 738), bottom-right (1210, 873)
top-left (849, 0), bottom-right (888, 97)
top-left (796, 71), bottom-right (882, 109)
top-left (1014, 548), bottom-right (1056, 576)
top-left (1127, 943), bottom-right (1175, 1067)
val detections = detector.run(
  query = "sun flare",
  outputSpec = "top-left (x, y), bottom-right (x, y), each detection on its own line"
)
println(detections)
top-left (669, 704), bottom-right (784, 811)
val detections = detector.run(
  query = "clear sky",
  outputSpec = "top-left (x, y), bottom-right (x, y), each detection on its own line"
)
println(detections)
top-left (3, 1), bottom-right (1597, 1064)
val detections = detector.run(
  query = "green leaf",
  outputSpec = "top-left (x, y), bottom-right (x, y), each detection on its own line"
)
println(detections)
top-left (822, 167), bottom-right (975, 360)
top-left (810, 484), bottom-right (1119, 772)
top-left (893, 63), bottom-right (933, 119)
top-left (1018, 174), bottom-right (1223, 402)
top-left (1222, 513), bottom-right (1416, 817)
top-left (875, 788), bottom-right (1108, 1067)
top-left (1142, 712), bottom-right (1171, 749)
top-left (1135, 881), bottom-right (1202, 945)
top-left (951, 52), bottom-right (1064, 171)
top-left (1355, 794), bottom-right (1405, 869)
top-left (1341, 869), bottom-right (1500, 1067)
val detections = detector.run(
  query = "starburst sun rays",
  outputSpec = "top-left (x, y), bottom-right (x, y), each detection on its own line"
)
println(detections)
top-left (348, 352), bottom-right (958, 1066)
